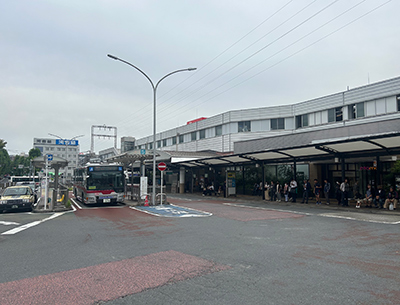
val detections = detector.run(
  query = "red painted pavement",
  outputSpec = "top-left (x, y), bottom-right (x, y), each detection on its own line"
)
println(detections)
top-left (0, 250), bottom-right (230, 305)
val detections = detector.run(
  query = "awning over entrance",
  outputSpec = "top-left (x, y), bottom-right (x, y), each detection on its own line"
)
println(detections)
top-left (175, 118), bottom-right (400, 167)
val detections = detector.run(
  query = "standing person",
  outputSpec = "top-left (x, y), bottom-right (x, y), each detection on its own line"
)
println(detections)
top-left (353, 180), bottom-right (361, 200)
top-left (323, 179), bottom-right (331, 205)
top-left (314, 179), bottom-right (322, 205)
top-left (290, 178), bottom-right (298, 203)
top-left (269, 181), bottom-right (276, 201)
top-left (301, 179), bottom-right (310, 204)
top-left (335, 181), bottom-right (341, 205)
top-left (340, 178), bottom-right (350, 207)
top-left (258, 181), bottom-right (263, 196)
top-left (252, 182), bottom-right (259, 196)
top-left (264, 181), bottom-right (270, 201)
top-left (276, 181), bottom-right (282, 202)
top-left (283, 182), bottom-right (289, 202)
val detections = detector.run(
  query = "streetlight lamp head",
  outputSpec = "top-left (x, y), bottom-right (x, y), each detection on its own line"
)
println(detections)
top-left (107, 54), bottom-right (119, 60)
top-left (188, 68), bottom-right (197, 71)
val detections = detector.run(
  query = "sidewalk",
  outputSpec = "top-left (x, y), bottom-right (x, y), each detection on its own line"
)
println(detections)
top-left (161, 192), bottom-right (400, 216)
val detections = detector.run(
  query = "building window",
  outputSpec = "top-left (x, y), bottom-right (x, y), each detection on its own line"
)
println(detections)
top-left (328, 107), bottom-right (343, 122)
top-left (162, 139), bottom-right (167, 147)
top-left (191, 132), bottom-right (197, 141)
top-left (215, 125), bottom-right (222, 136)
top-left (328, 109), bottom-right (335, 122)
top-left (295, 114), bottom-right (308, 129)
top-left (149, 143), bottom-right (153, 150)
top-left (199, 129), bottom-right (206, 139)
top-left (271, 118), bottom-right (285, 130)
top-left (157, 140), bottom-right (161, 148)
top-left (335, 107), bottom-right (343, 121)
top-left (397, 95), bottom-right (400, 111)
top-left (179, 135), bottom-right (184, 143)
top-left (238, 121), bottom-right (251, 132)
top-left (47, 140), bottom-right (51, 143)
top-left (172, 137), bottom-right (176, 145)
top-left (348, 102), bottom-right (364, 119)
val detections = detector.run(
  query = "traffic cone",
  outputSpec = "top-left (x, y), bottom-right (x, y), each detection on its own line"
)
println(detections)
top-left (144, 196), bottom-right (149, 206)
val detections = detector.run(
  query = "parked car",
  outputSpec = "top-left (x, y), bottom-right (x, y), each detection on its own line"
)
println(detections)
top-left (0, 185), bottom-right (35, 213)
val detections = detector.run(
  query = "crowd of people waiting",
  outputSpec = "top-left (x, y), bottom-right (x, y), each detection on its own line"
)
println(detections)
top-left (253, 178), bottom-right (398, 211)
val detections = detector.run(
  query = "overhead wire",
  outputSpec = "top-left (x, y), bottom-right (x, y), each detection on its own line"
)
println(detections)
top-left (122, 0), bottom-right (327, 134)
top-left (110, 0), bottom-right (391, 145)
top-left (156, 0), bottom-right (339, 112)
top-left (112, 1), bottom-right (296, 136)
top-left (156, 0), bottom-right (391, 120)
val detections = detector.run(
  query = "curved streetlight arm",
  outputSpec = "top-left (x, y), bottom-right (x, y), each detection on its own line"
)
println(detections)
top-left (48, 133), bottom-right (84, 141)
top-left (108, 54), bottom-right (196, 90)
top-left (108, 54), bottom-right (155, 89)
top-left (155, 68), bottom-right (197, 89)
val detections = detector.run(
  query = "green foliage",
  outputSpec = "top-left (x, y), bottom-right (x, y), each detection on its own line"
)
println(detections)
top-left (29, 148), bottom-right (42, 159)
top-left (0, 139), bottom-right (7, 150)
top-left (65, 199), bottom-right (72, 208)
top-left (390, 160), bottom-right (400, 174)
top-left (0, 148), bottom-right (11, 176)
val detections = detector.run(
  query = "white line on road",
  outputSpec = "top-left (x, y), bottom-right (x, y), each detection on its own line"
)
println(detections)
top-left (1, 212), bottom-right (66, 235)
top-left (71, 198), bottom-right (82, 210)
top-left (0, 221), bottom-right (20, 226)
top-left (222, 202), bottom-right (399, 225)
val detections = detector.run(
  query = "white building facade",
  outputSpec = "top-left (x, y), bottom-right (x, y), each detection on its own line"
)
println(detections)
top-left (33, 138), bottom-right (80, 181)
top-left (135, 76), bottom-right (400, 153)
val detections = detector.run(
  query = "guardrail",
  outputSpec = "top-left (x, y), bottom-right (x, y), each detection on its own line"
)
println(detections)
top-left (128, 185), bottom-right (167, 205)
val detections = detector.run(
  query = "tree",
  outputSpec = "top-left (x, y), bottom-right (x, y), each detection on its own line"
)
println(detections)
top-left (0, 139), bottom-right (11, 176)
top-left (0, 139), bottom-right (6, 150)
top-left (29, 148), bottom-right (42, 159)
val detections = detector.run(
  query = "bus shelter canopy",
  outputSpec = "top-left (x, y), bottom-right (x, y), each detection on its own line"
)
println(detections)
top-left (175, 118), bottom-right (400, 168)
top-left (32, 156), bottom-right (68, 169)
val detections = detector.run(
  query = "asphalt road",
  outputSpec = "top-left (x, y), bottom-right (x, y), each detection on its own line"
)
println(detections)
top-left (0, 195), bottom-right (399, 305)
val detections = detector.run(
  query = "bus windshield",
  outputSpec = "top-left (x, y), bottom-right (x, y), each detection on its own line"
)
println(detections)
top-left (87, 171), bottom-right (124, 193)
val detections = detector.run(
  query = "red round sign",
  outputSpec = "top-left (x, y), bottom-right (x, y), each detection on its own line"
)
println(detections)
top-left (158, 162), bottom-right (167, 171)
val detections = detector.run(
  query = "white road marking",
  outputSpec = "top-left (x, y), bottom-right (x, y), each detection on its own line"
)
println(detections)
top-left (317, 213), bottom-right (400, 225)
top-left (0, 221), bottom-right (20, 226)
top-left (71, 198), bottom-right (82, 209)
top-left (70, 198), bottom-right (125, 210)
top-left (222, 202), bottom-right (399, 225)
top-left (1, 212), bottom-right (66, 235)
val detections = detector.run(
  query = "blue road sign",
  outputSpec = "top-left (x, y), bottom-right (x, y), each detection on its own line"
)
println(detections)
top-left (132, 204), bottom-right (212, 218)
top-left (47, 154), bottom-right (53, 161)
top-left (140, 149), bottom-right (146, 155)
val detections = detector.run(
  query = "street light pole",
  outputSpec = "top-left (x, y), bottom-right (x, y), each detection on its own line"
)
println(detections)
top-left (107, 54), bottom-right (196, 205)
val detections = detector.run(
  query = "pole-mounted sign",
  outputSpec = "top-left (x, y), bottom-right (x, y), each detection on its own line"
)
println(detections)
top-left (157, 162), bottom-right (166, 171)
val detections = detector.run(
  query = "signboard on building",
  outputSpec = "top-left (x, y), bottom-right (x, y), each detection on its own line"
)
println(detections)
top-left (56, 139), bottom-right (79, 146)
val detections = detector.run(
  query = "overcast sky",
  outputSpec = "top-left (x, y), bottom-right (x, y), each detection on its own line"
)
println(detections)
top-left (1, 0), bottom-right (399, 155)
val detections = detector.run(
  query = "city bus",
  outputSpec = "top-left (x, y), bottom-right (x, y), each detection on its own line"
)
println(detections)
top-left (10, 176), bottom-right (40, 187)
top-left (73, 164), bottom-right (125, 205)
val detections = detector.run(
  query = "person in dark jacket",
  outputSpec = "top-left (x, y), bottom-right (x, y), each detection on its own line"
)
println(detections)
top-left (301, 179), bottom-right (311, 204)
top-left (374, 185), bottom-right (386, 209)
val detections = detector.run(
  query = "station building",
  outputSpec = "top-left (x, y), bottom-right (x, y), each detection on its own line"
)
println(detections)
top-left (130, 76), bottom-right (400, 196)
